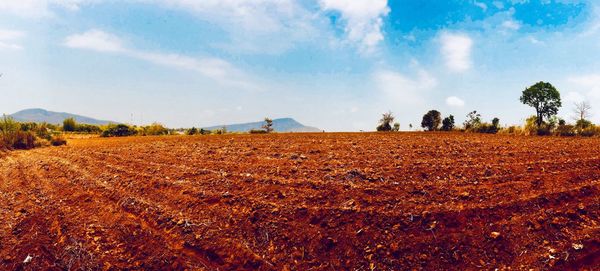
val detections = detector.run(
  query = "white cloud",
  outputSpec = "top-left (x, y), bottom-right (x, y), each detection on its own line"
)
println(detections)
top-left (0, 29), bottom-right (25, 50)
top-left (446, 96), bottom-right (465, 107)
top-left (440, 32), bottom-right (473, 72)
top-left (565, 74), bottom-right (600, 121)
top-left (474, 1), bottom-right (487, 12)
top-left (319, 0), bottom-right (390, 53)
top-left (64, 30), bottom-right (124, 52)
top-left (568, 74), bottom-right (600, 99)
top-left (502, 20), bottom-right (521, 30)
top-left (64, 29), bottom-right (261, 91)
top-left (492, 1), bottom-right (505, 9)
top-left (156, 0), bottom-right (322, 54)
top-left (564, 91), bottom-right (585, 103)
top-left (374, 68), bottom-right (437, 104)
top-left (0, 0), bottom-right (84, 17)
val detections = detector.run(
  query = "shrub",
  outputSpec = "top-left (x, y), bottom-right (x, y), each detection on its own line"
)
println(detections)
top-left (392, 122), bottom-right (400, 132)
top-left (12, 130), bottom-right (36, 150)
top-left (262, 118), bottom-right (274, 133)
top-left (463, 111), bottom-right (481, 130)
top-left (101, 124), bottom-right (137, 137)
top-left (575, 119), bottom-right (592, 130)
top-left (186, 127), bottom-right (199, 135)
top-left (555, 124), bottom-right (576, 137)
top-left (377, 112), bottom-right (394, 132)
top-left (50, 135), bottom-right (67, 146)
top-left (249, 129), bottom-right (268, 134)
top-left (63, 118), bottom-right (76, 132)
top-left (141, 123), bottom-right (169, 136)
top-left (579, 125), bottom-right (600, 137)
top-left (500, 125), bottom-right (524, 135)
top-left (536, 127), bottom-right (552, 136)
top-left (0, 115), bottom-right (39, 150)
top-left (75, 124), bottom-right (102, 134)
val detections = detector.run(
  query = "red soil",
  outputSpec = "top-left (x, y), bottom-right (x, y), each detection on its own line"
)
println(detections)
top-left (0, 133), bottom-right (598, 270)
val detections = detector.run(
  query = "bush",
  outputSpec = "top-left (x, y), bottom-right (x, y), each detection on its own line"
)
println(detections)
top-left (472, 123), bottom-right (499, 134)
top-left (186, 127), bottom-right (199, 135)
top-left (63, 118), bottom-right (76, 132)
top-left (249, 129), bottom-right (268, 134)
top-left (50, 135), bottom-right (67, 146)
top-left (12, 130), bottom-right (36, 150)
top-left (101, 124), bottom-right (137, 137)
top-left (579, 125), bottom-right (600, 137)
top-left (463, 111), bottom-right (481, 130)
top-left (140, 123), bottom-right (169, 136)
top-left (0, 115), bottom-right (39, 150)
top-left (575, 119), bottom-right (592, 130)
top-left (555, 124), bottom-right (576, 137)
top-left (75, 124), bottom-right (102, 134)
top-left (536, 127), bottom-right (552, 136)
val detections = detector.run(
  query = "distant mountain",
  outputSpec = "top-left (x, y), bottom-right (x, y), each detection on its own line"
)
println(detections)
top-left (203, 118), bottom-right (321, 133)
top-left (10, 108), bottom-right (114, 125)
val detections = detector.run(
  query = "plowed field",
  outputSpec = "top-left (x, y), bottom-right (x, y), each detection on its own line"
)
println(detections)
top-left (0, 133), bottom-right (599, 270)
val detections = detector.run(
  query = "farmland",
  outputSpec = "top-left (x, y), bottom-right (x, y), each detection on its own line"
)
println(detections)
top-left (0, 133), bottom-right (599, 270)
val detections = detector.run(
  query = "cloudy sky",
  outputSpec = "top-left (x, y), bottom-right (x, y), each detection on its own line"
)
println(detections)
top-left (1, 0), bottom-right (599, 130)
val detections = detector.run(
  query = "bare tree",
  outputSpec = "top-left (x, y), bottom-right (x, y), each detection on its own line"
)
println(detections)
top-left (573, 101), bottom-right (592, 121)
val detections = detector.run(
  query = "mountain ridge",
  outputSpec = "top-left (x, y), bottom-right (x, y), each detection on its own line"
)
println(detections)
top-left (10, 108), bottom-right (115, 125)
top-left (203, 118), bottom-right (321, 132)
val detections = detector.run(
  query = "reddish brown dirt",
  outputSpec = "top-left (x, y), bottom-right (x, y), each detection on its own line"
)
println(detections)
top-left (0, 132), bottom-right (599, 270)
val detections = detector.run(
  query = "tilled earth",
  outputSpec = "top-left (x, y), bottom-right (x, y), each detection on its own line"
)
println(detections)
top-left (0, 133), bottom-right (599, 270)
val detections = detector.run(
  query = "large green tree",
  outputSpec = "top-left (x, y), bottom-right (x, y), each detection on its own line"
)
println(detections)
top-left (421, 110), bottom-right (441, 131)
top-left (520, 82), bottom-right (561, 128)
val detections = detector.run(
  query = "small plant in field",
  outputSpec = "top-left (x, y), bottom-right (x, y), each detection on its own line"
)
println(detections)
top-left (377, 111), bottom-right (394, 132)
top-left (186, 127), bottom-right (198, 135)
top-left (463, 111), bottom-right (481, 131)
top-left (392, 122), bottom-right (400, 132)
top-left (262, 118), bottom-right (274, 133)
top-left (63, 118), bottom-right (76, 132)
top-left (101, 124), bottom-right (137, 137)
top-left (555, 124), bottom-right (576, 137)
top-left (141, 122), bottom-right (169, 136)
top-left (249, 129), bottom-right (268, 134)
top-left (50, 135), bottom-right (67, 146)
top-left (421, 110), bottom-right (441, 131)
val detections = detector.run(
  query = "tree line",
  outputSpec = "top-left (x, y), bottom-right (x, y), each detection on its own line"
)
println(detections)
top-left (377, 81), bottom-right (600, 136)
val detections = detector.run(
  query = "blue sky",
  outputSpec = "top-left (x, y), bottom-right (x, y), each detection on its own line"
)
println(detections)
top-left (1, 0), bottom-right (600, 131)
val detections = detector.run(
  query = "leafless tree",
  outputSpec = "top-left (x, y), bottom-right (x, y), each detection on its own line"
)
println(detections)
top-left (573, 101), bottom-right (592, 121)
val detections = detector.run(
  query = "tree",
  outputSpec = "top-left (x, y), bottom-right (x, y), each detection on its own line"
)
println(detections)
top-left (376, 111), bottom-right (394, 131)
top-left (492, 117), bottom-right (500, 128)
top-left (441, 115), bottom-right (455, 131)
top-left (463, 111), bottom-right (481, 130)
top-left (63, 118), bottom-right (76, 132)
top-left (392, 122), bottom-right (400, 132)
top-left (262, 118), bottom-right (274, 133)
top-left (186, 127), bottom-right (198, 135)
top-left (421, 110), bottom-right (441, 131)
top-left (520, 82), bottom-right (562, 128)
top-left (574, 101), bottom-right (592, 122)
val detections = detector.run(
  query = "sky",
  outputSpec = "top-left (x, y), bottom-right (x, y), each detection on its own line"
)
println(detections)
top-left (1, 0), bottom-right (600, 131)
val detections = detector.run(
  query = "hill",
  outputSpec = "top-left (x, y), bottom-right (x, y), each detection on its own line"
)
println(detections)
top-left (10, 108), bottom-right (114, 125)
top-left (203, 118), bottom-right (321, 132)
